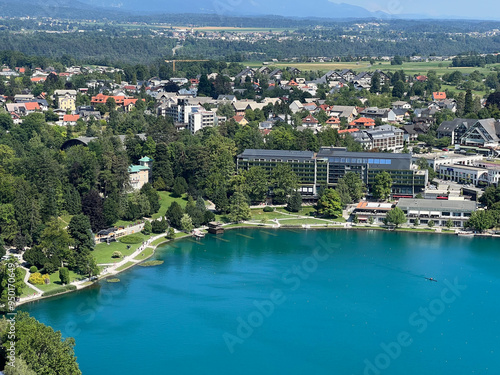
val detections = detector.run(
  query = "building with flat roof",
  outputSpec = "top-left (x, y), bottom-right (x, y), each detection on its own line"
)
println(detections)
top-left (353, 201), bottom-right (393, 224)
top-left (316, 147), bottom-right (427, 196)
top-left (396, 198), bottom-right (477, 227)
top-left (237, 148), bottom-right (427, 198)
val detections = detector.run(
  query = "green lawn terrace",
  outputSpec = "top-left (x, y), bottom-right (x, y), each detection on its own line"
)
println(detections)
top-left (93, 233), bottom-right (148, 265)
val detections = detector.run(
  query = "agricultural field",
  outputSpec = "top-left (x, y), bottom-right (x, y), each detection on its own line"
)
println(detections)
top-left (244, 60), bottom-right (500, 77)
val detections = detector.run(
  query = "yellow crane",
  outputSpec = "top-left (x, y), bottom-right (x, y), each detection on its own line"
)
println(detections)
top-left (164, 59), bottom-right (209, 72)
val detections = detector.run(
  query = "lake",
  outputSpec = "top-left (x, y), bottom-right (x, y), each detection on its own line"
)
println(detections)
top-left (21, 229), bottom-right (500, 375)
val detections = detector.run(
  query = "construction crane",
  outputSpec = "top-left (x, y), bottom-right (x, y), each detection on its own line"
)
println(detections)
top-left (164, 60), bottom-right (209, 72)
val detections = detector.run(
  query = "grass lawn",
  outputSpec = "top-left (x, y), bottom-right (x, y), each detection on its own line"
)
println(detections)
top-left (395, 227), bottom-right (435, 232)
top-left (93, 240), bottom-right (142, 265)
top-left (134, 247), bottom-right (154, 260)
top-left (114, 219), bottom-right (137, 228)
top-left (151, 235), bottom-right (168, 246)
top-left (152, 191), bottom-right (188, 220)
top-left (33, 270), bottom-right (85, 293)
top-left (19, 268), bottom-right (38, 298)
top-left (224, 223), bottom-right (259, 229)
top-left (275, 206), bottom-right (316, 216)
top-left (116, 262), bottom-right (135, 272)
top-left (278, 218), bottom-right (334, 225)
top-left (249, 209), bottom-right (291, 222)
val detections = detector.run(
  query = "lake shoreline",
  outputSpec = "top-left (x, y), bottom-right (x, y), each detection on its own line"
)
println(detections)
top-left (16, 223), bottom-right (488, 307)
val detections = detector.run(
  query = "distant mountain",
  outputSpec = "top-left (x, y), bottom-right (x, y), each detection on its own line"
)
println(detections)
top-left (0, 0), bottom-right (126, 19)
top-left (80, 0), bottom-right (388, 19)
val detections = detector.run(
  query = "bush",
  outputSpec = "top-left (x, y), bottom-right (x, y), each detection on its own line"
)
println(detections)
top-left (59, 267), bottom-right (70, 285)
top-left (263, 206), bottom-right (274, 212)
top-left (28, 273), bottom-right (50, 285)
top-left (119, 233), bottom-right (144, 244)
top-left (29, 266), bottom-right (38, 273)
top-left (112, 251), bottom-right (123, 258)
top-left (42, 285), bottom-right (77, 297)
top-left (141, 221), bottom-right (152, 235)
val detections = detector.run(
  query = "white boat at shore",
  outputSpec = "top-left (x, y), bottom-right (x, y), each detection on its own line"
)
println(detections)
top-left (456, 231), bottom-right (474, 237)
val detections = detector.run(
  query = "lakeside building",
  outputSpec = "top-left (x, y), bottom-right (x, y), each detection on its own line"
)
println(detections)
top-left (237, 147), bottom-right (427, 197)
top-left (413, 153), bottom-right (483, 171)
top-left (438, 162), bottom-right (500, 186)
top-left (396, 198), bottom-right (477, 227)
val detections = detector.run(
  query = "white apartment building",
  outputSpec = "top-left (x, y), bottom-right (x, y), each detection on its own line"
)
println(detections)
top-left (188, 108), bottom-right (217, 134)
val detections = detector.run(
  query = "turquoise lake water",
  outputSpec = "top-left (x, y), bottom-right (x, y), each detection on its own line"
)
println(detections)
top-left (21, 229), bottom-right (500, 375)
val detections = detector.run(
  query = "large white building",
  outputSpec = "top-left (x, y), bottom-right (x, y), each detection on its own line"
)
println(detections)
top-left (187, 109), bottom-right (217, 134)
top-left (396, 198), bottom-right (477, 227)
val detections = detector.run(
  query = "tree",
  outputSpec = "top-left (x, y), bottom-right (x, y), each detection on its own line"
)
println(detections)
top-left (1, 311), bottom-right (82, 375)
top-left (446, 219), bottom-right (454, 229)
top-left (414, 217), bottom-right (420, 226)
top-left (166, 227), bottom-right (175, 239)
top-left (271, 164), bottom-right (299, 204)
top-left (385, 207), bottom-right (406, 228)
top-left (151, 217), bottom-right (168, 233)
top-left (180, 214), bottom-right (193, 232)
top-left (59, 267), bottom-right (70, 285)
top-left (316, 189), bottom-right (342, 218)
top-left (82, 189), bottom-right (106, 232)
top-left (372, 171), bottom-right (392, 200)
top-left (67, 215), bottom-right (94, 253)
top-left (228, 189), bottom-right (251, 223)
top-left (370, 71), bottom-right (381, 93)
top-left (427, 220), bottom-right (435, 228)
top-left (142, 221), bottom-right (152, 235)
top-left (466, 210), bottom-right (494, 232)
top-left (391, 55), bottom-right (403, 65)
top-left (287, 191), bottom-right (303, 212)
top-left (166, 201), bottom-right (184, 229)
top-left (392, 80), bottom-right (405, 99)
top-left (172, 177), bottom-right (188, 197)
top-left (337, 172), bottom-right (365, 204)
top-left (243, 167), bottom-right (269, 203)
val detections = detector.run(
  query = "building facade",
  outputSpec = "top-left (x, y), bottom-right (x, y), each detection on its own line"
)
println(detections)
top-left (396, 198), bottom-right (477, 227)
top-left (237, 147), bottom-right (427, 197)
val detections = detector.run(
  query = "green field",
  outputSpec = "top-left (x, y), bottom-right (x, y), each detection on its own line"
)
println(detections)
top-left (278, 218), bottom-right (332, 225)
top-left (152, 191), bottom-right (188, 220)
top-left (134, 247), bottom-right (154, 260)
top-left (245, 60), bottom-right (500, 75)
top-left (115, 262), bottom-right (135, 272)
top-left (93, 239), bottom-right (144, 264)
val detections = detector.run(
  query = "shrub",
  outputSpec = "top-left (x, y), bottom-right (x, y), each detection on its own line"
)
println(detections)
top-left (29, 273), bottom-right (50, 285)
top-left (112, 251), bottom-right (123, 258)
top-left (263, 206), bottom-right (274, 212)
top-left (59, 267), bottom-right (70, 285)
top-left (29, 266), bottom-right (38, 273)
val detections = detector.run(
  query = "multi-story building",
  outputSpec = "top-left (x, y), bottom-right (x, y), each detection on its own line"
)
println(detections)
top-left (316, 147), bottom-right (427, 196)
top-left (351, 125), bottom-right (404, 151)
top-left (187, 109), bottom-right (217, 134)
top-left (128, 156), bottom-right (153, 191)
top-left (439, 161), bottom-right (500, 186)
top-left (396, 198), bottom-right (477, 227)
top-left (237, 147), bottom-right (427, 197)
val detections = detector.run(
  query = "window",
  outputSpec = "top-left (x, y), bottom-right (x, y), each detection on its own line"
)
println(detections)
top-left (373, 159), bottom-right (380, 164)
top-left (346, 158), bottom-right (351, 163)
top-left (368, 159), bottom-right (374, 164)
top-left (363, 159), bottom-right (368, 164)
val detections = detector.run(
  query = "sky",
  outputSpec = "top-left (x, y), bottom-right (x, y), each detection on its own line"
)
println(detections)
top-left (329, 0), bottom-right (499, 19)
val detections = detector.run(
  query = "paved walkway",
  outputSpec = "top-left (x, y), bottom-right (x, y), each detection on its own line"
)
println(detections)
top-left (18, 267), bottom-right (44, 303)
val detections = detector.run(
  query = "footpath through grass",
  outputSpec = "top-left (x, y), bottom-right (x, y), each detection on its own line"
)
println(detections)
top-left (93, 233), bottom-right (148, 264)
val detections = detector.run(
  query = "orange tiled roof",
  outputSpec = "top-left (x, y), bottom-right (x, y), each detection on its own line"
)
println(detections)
top-left (63, 114), bottom-right (80, 122)
top-left (338, 128), bottom-right (359, 134)
top-left (24, 102), bottom-right (40, 111)
top-left (433, 92), bottom-right (446, 100)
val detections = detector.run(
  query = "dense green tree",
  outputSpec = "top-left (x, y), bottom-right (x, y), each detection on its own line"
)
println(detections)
top-left (287, 191), bottom-right (303, 212)
top-left (372, 171), bottom-right (393, 200)
top-left (392, 80), bottom-right (405, 98)
top-left (166, 201), bottom-right (184, 229)
top-left (142, 221), bottom-right (152, 235)
top-left (67, 214), bottom-right (94, 252)
top-left (385, 207), bottom-right (406, 228)
top-left (228, 189), bottom-right (251, 223)
top-left (82, 189), bottom-right (106, 232)
top-left (271, 164), bottom-right (299, 204)
top-left (180, 214), bottom-right (194, 232)
top-left (243, 167), bottom-right (269, 203)
top-left (466, 210), bottom-right (494, 232)
top-left (0, 259), bottom-right (24, 312)
top-left (172, 177), bottom-right (188, 197)
top-left (1, 311), bottom-right (82, 375)
top-left (370, 71), bottom-right (381, 93)
top-left (59, 267), bottom-right (70, 285)
top-left (316, 189), bottom-right (342, 218)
